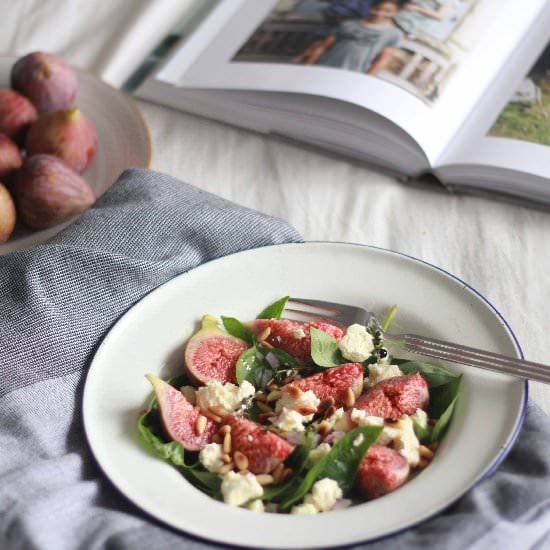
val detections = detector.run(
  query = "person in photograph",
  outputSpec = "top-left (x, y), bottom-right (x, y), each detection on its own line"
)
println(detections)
top-left (293, 0), bottom-right (403, 76)
top-left (394, 0), bottom-right (455, 37)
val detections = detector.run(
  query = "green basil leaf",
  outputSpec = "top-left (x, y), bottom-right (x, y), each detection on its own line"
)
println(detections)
top-left (256, 346), bottom-right (298, 369)
top-left (280, 426), bottom-right (382, 511)
top-left (235, 346), bottom-right (272, 387)
top-left (221, 316), bottom-right (254, 345)
top-left (430, 376), bottom-right (462, 442)
top-left (310, 327), bottom-right (343, 368)
top-left (256, 296), bottom-right (290, 320)
top-left (428, 374), bottom-right (462, 419)
top-left (395, 359), bottom-right (459, 388)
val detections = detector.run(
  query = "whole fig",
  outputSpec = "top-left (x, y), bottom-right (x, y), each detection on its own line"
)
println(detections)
top-left (0, 88), bottom-right (38, 141)
top-left (11, 52), bottom-right (78, 114)
top-left (0, 134), bottom-right (23, 182)
top-left (25, 107), bottom-right (98, 173)
top-left (0, 182), bottom-right (16, 243)
top-left (14, 154), bottom-right (95, 229)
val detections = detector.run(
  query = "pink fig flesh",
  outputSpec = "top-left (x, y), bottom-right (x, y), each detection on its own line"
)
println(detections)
top-left (25, 107), bottom-right (98, 173)
top-left (145, 374), bottom-right (217, 451)
top-left (185, 331), bottom-right (249, 385)
top-left (11, 51), bottom-right (78, 114)
top-left (0, 182), bottom-right (16, 243)
top-left (0, 134), bottom-right (23, 181)
top-left (14, 154), bottom-right (95, 229)
top-left (0, 88), bottom-right (38, 141)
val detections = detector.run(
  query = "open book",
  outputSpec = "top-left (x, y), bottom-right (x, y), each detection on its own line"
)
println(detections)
top-left (102, 0), bottom-right (550, 205)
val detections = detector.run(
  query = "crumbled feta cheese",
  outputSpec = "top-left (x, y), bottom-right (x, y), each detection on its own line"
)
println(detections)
top-left (196, 380), bottom-right (255, 413)
top-left (272, 408), bottom-right (306, 432)
top-left (291, 502), bottom-right (319, 515)
top-left (411, 408), bottom-right (428, 430)
top-left (308, 478), bottom-right (343, 512)
top-left (221, 471), bottom-right (264, 507)
top-left (338, 324), bottom-right (374, 362)
top-left (293, 328), bottom-right (306, 339)
top-left (388, 415), bottom-right (420, 467)
top-left (246, 499), bottom-right (265, 513)
top-left (198, 442), bottom-right (224, 473)
top-left (306, 442), bottom-right (332, 467)
top-left (350, 409), bottom-right (384, 427)
top-left (350, 410), bottom-right (420, 465)
top-left (323, 407), bottom-right (353, 432)
top-left (366, 363), bottom-right (403, 387)
top-left (275, 388), bottom-right (320, 421)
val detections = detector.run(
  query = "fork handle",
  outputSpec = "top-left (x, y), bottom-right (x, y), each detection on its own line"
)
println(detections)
top-left (385, 333), bottom-right (550, 384)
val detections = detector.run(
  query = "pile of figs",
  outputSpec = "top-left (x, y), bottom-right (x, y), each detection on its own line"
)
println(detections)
top-left (0, 51), bottom-right (97, 243)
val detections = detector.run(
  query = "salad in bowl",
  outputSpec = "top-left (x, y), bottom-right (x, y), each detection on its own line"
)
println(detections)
top-left (138, 296), bottom-right (461, 515)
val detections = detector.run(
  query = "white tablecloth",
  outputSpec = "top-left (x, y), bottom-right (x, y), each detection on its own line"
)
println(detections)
top-left (2, 0), bottom-right (549, 415)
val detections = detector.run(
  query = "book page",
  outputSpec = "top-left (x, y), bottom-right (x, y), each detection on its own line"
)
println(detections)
top-left (147, 0), bottom-right (546, 165)
top-left (437, 39), bottom-right (550, 183)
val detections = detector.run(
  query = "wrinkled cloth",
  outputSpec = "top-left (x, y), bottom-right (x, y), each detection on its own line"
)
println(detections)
top-left (0, 169), bottom-right (549, 550)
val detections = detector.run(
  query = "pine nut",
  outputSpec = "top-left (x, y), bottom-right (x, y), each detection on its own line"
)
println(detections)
top-left (418, 458), bottom-right (429, 469)
top-left (261, 341), bottom-right (274, 349)
top-left (255, 392), bottom-right (267, 402)
top-left (256, 401), bottom-right (274, 414)
top-left (209, 405), bottom-right (229, 419)
top-left (222, 453), bottom-right (232, 464)
top-left (195, 415), bottom-right (207, 435)
top-left (266, 390), bottom-right (283, 402)
top-left (428, 441), bottom-right (439, 452)
top-left (204, 410), bottom-right (222, 423)
top-left (318, 398), bottom-right (335, 413)
top-left (317, 422), bottom-right (331, 438)
top-left (271, 462), bottom-right (285, 484)
top-left (219, 462), bottom-right (234, 475)
top-left (234, 451), bottom-right (249, 471)
top-left (256, 326), bottom-right (271, 342)
top-left (419, 445), bottom-right (434, 459)
top-left (344, 387), bottom-right (356, 408)
top-left (218, 424), bottom-right (231, 436)
top-left (286, 385), bottom-right (301, 399)
top-left (281, 467), bottom-right (294, 481)
top-left (256, 474), bottom-right (274, 486)
top-left (295, 405), bottom-right (316, 416)
top-left (223, 432), bottom-right (232, 454)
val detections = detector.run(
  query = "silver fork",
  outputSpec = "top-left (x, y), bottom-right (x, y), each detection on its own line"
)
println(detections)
top-left (286, 297), bottom-right (550, 384)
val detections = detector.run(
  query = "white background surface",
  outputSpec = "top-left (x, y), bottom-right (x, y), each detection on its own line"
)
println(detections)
top-left (1, 0), bottom-right (549, 414)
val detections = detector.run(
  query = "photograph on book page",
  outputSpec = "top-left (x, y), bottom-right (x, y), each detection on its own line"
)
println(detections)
top-left (233, 0), bottom-right (486, 106)
top-left (488, 41), bottom-right (550, 147)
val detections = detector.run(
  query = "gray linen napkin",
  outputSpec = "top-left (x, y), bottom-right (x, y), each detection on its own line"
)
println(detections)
top-left (0, 168), bottom-right (548, 550)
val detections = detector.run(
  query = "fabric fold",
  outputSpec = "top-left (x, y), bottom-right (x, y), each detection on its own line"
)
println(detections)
top-left (0, 168), bottom-right (548, 550)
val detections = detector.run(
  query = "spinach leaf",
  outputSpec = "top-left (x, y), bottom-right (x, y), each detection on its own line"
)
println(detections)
top-left (428, 374), bottom-right (462, 418)
top-left (310, 327), bottom-right (343, 368)
top-left (138, 411), bottom-right (187, 465)
top-left (395, 359), bottom-right (459, 388)
top-left (260, 430), bottom-right (316, 503)
top-left (280, 426), bottom-right (382, 511)
top-left (412, 417), bottom-right (432, 444)
top-left (138, 410), bottom-right (222, 497)
top-left (221, 316), bottom-right (254, 344)
top-left (257, 296), bottom-right (289, 320)
top-left (430, 376), bottom-right (462, 442)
